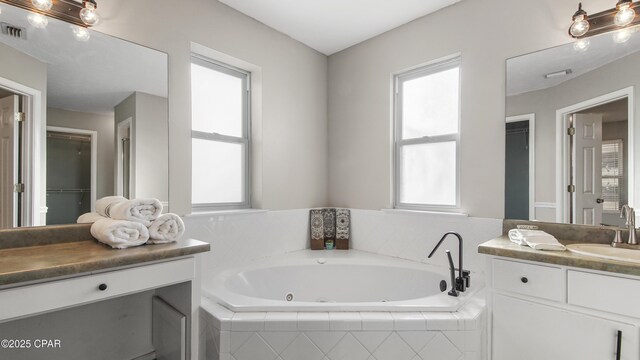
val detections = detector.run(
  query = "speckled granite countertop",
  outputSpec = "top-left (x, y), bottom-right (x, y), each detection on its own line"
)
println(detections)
top-left (479, 235), bottom-right (640, 277)
top-left (0, 224), bottom-right (210, 287)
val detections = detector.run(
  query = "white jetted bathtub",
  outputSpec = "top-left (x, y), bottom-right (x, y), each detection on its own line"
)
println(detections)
top-left (204, 249), bottom-right (482, 312)
top-left (202, 250), bottom-right (486, 360)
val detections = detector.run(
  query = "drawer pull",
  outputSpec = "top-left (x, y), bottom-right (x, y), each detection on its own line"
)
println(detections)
top-left (521, 277), bottom-right (529, 284)
top-left (616, 330), bottom-right (622, 360)
top-left (98, 283), bottom-right (108, 291)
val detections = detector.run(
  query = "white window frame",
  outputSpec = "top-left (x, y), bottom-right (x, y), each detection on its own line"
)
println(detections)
top-left (602, 138), bottom-right (624, 213)
top-left (190, 55), bottom-right (251, 211)
top-left (393, 57), bottom-right (461, 211)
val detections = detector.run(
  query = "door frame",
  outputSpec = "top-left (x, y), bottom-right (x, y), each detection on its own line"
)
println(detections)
top-left (506, 113), bottom-right (536, 220)
top-left (555, 87), bottom-right (634, 223)
top-left (46, 126), bottom-right (98, 212)
top-left (116, 117), bottom-right (133, 198)
top-left (0, 77), bottom-right (42, 226)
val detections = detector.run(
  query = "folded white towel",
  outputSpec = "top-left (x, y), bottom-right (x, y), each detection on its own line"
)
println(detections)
top-left (96, 196), bottom-right (127, 217)
top-left (109, 198), bottom-right (163, 227)
top-left (147, 213), bottom-right (185, 244)
top-left (90, 218), bottom-right (149, 249)
top-left (77, 212), bottom-right (106, 224)
top-left (508, 229), bottom-right (566, 251)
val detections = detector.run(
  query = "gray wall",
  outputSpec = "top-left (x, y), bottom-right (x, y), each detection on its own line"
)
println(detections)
top-left (325, 0), bottom-right (609, 217)
top-left (507, 51), bottom-right (640, 208)
top-left (95, 0), bottom-right (329, 214)
top-left (115, 92), bottom-right (169, 204)
top-left (47, 107), bottom-right (115, 199)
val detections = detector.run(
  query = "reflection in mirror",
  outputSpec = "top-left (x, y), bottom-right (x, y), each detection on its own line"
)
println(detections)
top-left (0, 3), bottom-right (168, 227)
top-left (505, 30), bottom-right (639, 226)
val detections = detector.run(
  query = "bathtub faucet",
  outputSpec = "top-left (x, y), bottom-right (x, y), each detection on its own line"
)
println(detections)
top-left (428, 232), bottom-right (470, 296)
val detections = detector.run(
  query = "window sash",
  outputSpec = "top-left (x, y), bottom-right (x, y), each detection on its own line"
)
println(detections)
top-left (190, 55), bottom-right (251, 210)
top-left (602, 139), bottom-right (624, 213)
top-left (393, 57), bottom-right (461, 210)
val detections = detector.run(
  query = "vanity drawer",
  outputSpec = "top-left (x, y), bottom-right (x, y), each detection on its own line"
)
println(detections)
top-left (1, 258), bottom-right (194, 322)
top-left (492, 259), bottom-right (564, 302)
top-left (568, 270), bottom-right (640, 318)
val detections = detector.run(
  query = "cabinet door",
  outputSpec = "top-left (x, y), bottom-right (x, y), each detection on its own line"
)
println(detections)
top-left (493, 294), bottom-right (639, 360)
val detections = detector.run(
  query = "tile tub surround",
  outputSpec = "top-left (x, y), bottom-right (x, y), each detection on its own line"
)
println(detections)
top-left (350, 210), bottom-right (502, 274)
top-left (201, 295), bottom-right (486, 360)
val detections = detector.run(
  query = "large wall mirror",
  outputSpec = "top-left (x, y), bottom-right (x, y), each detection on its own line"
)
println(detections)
top-left (0, 4), bottom-right (168, 227)
top-left (505, 30), bottom-right (639, 226)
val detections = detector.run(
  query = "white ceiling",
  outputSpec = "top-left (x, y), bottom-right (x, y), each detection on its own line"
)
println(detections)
top-left (0, 4), bottom-right (167, 114)
top-left (218, 0), bottom-right (462, 55)
top-left (507, 30), bottom-right (640, 96)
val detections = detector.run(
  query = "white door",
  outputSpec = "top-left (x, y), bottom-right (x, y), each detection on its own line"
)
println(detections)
top-left (493, 294), bottom-right (639, 360)
top-left (0, 95), bottom-right (18, 228)
top-left (573, 113), bottom-right (603, 225)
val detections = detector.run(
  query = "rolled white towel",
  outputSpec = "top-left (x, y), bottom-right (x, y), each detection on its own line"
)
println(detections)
top-left (508, 229), bottom-right (566, 251)
top-left (77, 212), bottom-right (106, 224)
top-left (96, 196), bottom-right (127, 217)
top-left (148, 213), bottom-right (185, 244)
top-left (90, 218), bottom-right (149, 249)
top-left (109, 198), bottom-right (163, 227)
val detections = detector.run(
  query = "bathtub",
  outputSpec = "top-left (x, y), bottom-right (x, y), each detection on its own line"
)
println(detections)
top-left (204, 249), bottom-right (482, 312)
top-left (201, 250), bottom-right (486, 360)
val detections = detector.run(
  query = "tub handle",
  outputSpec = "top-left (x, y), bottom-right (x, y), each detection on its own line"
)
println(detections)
top-left (445, 250), bottom-right (459, 297)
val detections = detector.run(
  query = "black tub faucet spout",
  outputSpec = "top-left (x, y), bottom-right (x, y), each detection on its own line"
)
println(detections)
top-left (428, 231), bottom-right (470, 294)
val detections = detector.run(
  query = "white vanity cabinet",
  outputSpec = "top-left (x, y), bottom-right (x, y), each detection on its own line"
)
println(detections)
top-left (488, 257), bottom-right (640, 360)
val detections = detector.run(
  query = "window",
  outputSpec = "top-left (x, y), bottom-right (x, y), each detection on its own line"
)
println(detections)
top-left (191, 55), bottom-right (250, 210)
top-left (602, 139), bottom-right (624, 212)
top-left (393, 57), bottom-right (461, 210)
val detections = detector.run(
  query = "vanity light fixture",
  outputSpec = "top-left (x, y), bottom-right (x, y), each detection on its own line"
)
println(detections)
top-left (0, 0), bottom-right (99, 27)
top-left (569, 1), bottom-right (640, 39)
top-left (72, 25), bottom-right (90, 41)
top-left (79, 0), bottom-right (98, 26)
top-left (569, 3), bottom-right (590, 37)
top-left (615, 0), bottom-right (636, 26)
top-left (30, 0), bottom-right (51, 11)
top-left (27, 12), bottom-right (47, 28)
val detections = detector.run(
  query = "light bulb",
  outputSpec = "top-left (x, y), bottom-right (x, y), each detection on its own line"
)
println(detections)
top-left (573, 38), bottom-right (590, 51)
top-left (72, 26), bottom-right (90, 42)
top-left (613, 27), bottom-right (635, 43)
top-left (79, 1), bottom-right (99, 26)
top-left (27, 13), bottom-right (48, 28)
top-left (570, 15), bottom-right (590, 37)
top-left (31, 0), bottom-right (52, 11)
top-left (615, 4), bottom-right (636, 26)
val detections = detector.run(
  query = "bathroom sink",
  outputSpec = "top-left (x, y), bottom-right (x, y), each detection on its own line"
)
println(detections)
top-left (566, 243), bottom-right (640, 264)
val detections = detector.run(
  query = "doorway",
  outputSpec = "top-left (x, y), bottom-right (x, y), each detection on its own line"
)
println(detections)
top-left (557, 90), bottom-right (632, 226)
top-left (0, 92), bottom-right (25, 228)
top-left (505, 114), bottom-right (535, 220)
top-left (45, 127), bottom-right (97, 225)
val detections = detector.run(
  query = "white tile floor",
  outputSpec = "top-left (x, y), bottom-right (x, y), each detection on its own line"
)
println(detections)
top-left (201, 295), bottom-right (486, 360)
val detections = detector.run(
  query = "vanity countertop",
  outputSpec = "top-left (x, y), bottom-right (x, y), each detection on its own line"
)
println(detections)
top-left (0, 238), bottom-right (210, 287)
top-left (479, 236), bottom-right (640, 277)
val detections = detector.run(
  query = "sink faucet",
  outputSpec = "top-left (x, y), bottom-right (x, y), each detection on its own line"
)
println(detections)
top-left (428, 232), bottom-right (470, 296)
top-left (621, 205), bottom-right (637, 245)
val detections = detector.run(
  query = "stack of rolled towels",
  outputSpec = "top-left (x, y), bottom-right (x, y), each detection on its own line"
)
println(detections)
top-left (77, 196), bottom-right (185, 249)
top-left (508, 228), bottom-right (566, 251)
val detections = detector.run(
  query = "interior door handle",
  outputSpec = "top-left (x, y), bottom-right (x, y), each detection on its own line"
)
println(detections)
top-left (597, 198), bottom-right (605, 204)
